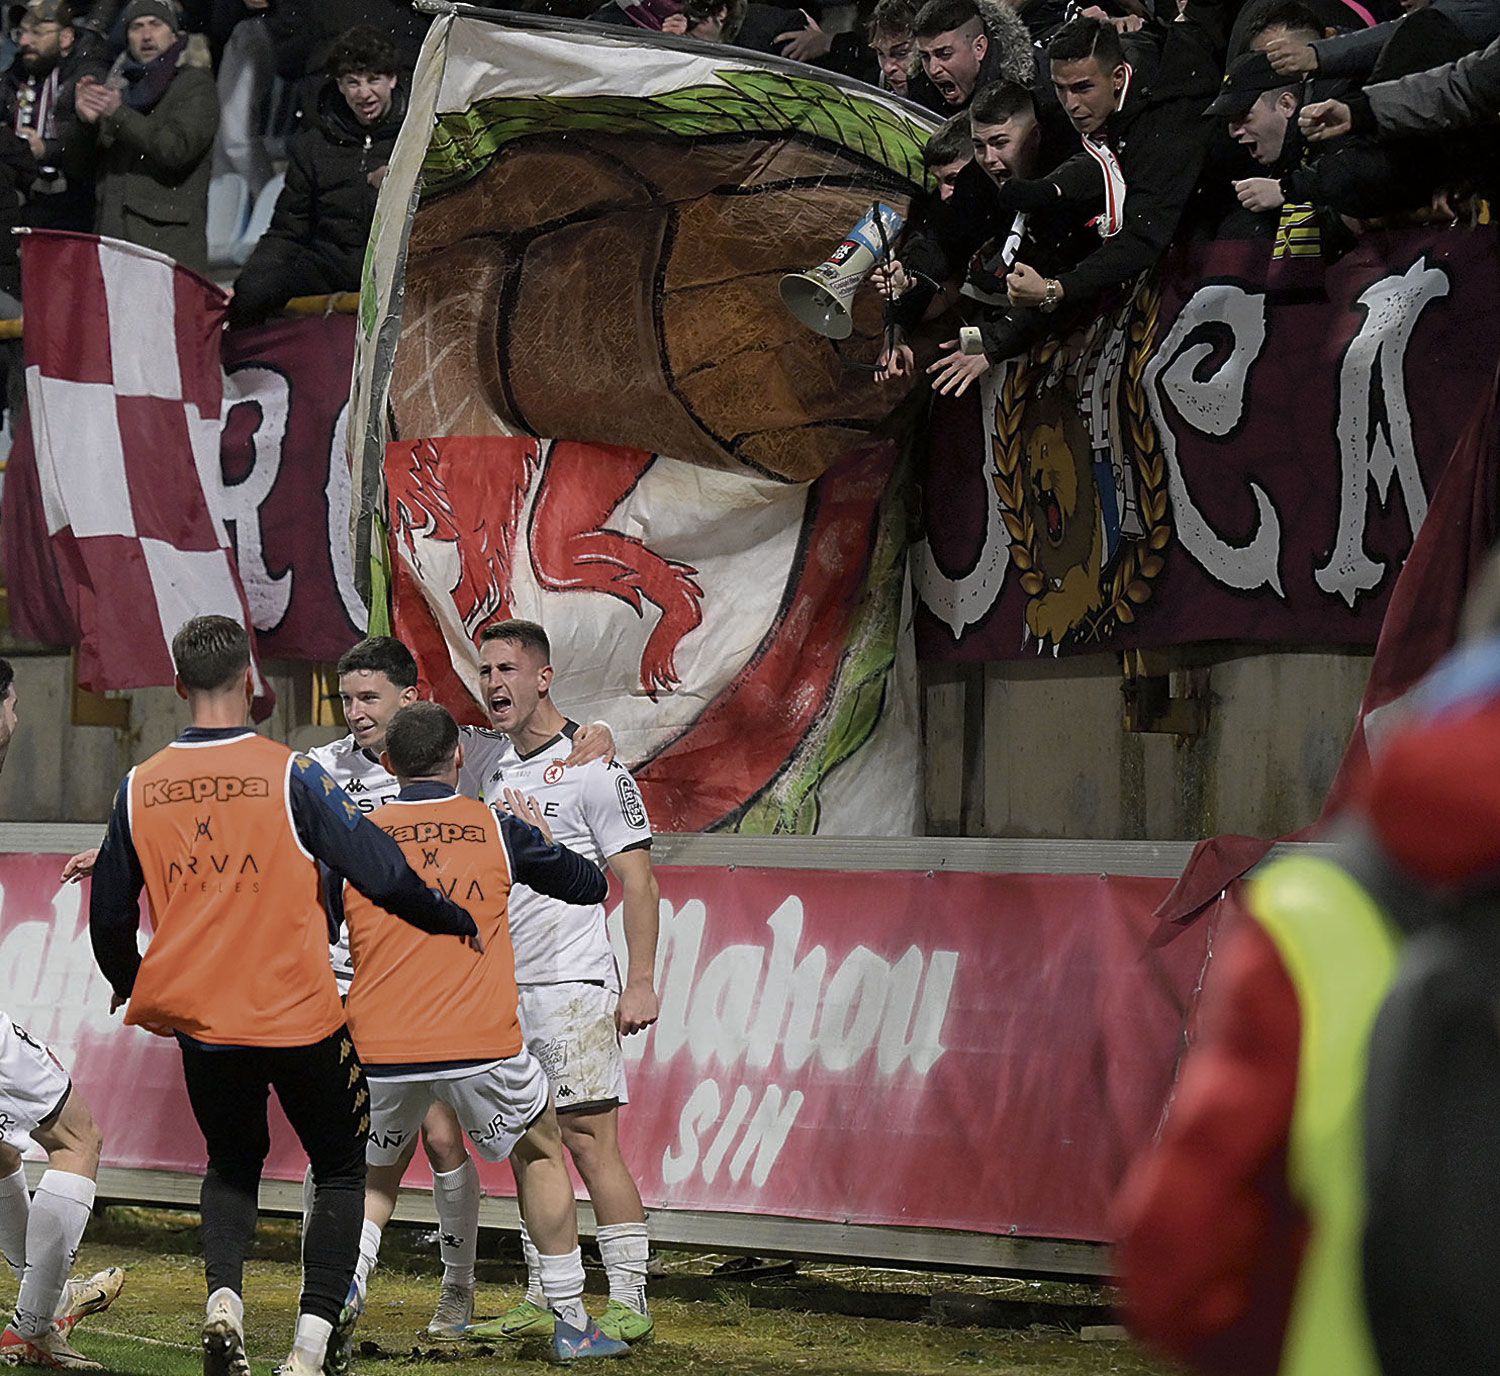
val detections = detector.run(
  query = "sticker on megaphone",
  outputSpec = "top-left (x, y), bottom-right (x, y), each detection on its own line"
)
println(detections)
top-left (779, 202), bottom-right (906, 341)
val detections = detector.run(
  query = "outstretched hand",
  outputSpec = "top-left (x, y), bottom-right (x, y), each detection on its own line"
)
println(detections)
top-left (503, 787), bottom-right (555, 843)
top-left (62, 848), bottom-right (99, 883)
top-left (1299, 98), bottom-right (1352, 141)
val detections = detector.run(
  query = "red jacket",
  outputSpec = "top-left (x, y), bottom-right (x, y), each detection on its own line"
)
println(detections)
top-left (1115, 910), bottom-right (1308, 1376)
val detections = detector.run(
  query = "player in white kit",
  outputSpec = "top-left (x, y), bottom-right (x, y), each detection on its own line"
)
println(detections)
top-left (305, 637), bottom-right (614, 1340)
top-left (0, 661), bottom-right (124, 1370)
top-left (462, 621), bottom-right (661, 1347)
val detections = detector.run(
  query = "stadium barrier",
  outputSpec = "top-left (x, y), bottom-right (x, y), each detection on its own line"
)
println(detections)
top-left (1, 825), bottom-right (1230, 1277)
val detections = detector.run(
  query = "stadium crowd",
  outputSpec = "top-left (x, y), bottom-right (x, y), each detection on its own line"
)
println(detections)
top-left (0, 0), bottom-right (1490, 410)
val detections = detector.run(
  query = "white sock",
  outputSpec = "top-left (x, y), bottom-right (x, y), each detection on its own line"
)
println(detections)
top-left (206, 1287), bottom-right (244, 1326)
top-left (596, 1221), bottom-right (649, 1313)
top-left (353, 1218), bottom-right (382, 1300)
top-left (538, 1248), bottom-right (588, 1332)
top-left (14, 1171), bottom-right (94, 1339)
top-left (431, 1159), bottom-right (479, 1290)
top-left (299, 1166), bottom-right (315, 1262)
top-left (290, 1312), bottom-right (333, 1367)
top-left (518, 1219), bottom-right (544, 1306)
top-left (0, 1167), bottom-right (29, 1281)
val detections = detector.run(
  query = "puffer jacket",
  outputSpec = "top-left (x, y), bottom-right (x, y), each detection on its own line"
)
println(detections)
top-left (232, 79), bottom-right (406, 309)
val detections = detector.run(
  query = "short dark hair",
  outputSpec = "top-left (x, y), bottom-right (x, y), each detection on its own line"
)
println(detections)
top-left (1047, 14), bottom-right (1124, 69)
top-left (868, 0), bottom-right (918, 40)
top-left (0, 658), bottom-right (14, 703)
top-left (326, 24), bottom-right (399, 80)
top-left (913, 0), bottom-right (981, 41)
top-left (1247, 0), bottom-right (1324, 40)
top-left (479, 618), bottom-right (551, 662)
top-left (172, 616), bottom-right (250, 693)
top-left (970, 79), bottom-right (1035, 126)
top-left (336, 636), bottom-right (418, 690)
top-left (924, 112), bottom-right (972, 167)
top-left (384, 702), bottom-right (460, 780)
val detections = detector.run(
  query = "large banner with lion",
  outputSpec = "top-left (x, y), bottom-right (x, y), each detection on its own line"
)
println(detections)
top-left (350, 12), bottom-right (935, 834)
top-left (918, 228), bottom-right (1500, 659)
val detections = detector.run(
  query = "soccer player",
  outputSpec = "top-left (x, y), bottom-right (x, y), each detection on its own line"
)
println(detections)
top-left (307, 635), bottom-right (615, 1339)
top-left (465, 620), bottom-right (661, 1347)
top-left (332, 701), bottom-right (630, 1363)
top-left (0, 658), bottom-right (125, 1372)
top-left (87, 617), bottom-right (481, 1376)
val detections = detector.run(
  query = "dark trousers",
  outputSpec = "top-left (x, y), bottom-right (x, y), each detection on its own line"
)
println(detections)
top-left (180, 1025), bottom-right (369, 1326)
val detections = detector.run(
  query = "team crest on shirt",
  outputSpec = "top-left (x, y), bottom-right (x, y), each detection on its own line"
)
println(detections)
top-left (543, 762), bottom-right (565, 785)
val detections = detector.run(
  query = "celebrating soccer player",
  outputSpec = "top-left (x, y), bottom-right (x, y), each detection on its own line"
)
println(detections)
top-left (88, 617), bottom-right (481, 1376)
top-left (331, 701), bottom-right (631, 1363)
top-left (464, 620), bottom-right (661, 1347)
top-left (306, 636), bottom-right (614, 1339)
top-left (0, 658), bottom-right (124, 1372)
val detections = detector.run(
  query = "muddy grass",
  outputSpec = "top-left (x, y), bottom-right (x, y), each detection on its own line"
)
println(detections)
top-left (26, 1208), bottom-right (1173, 1375)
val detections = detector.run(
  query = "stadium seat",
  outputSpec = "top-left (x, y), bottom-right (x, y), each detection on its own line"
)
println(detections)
top-left (206, 172), bottom-right (251, 268)
top-left (232, 172), bottom-right (286, 266)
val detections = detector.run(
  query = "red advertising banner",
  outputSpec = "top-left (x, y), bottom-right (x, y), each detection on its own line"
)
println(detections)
top-left (917, 227), bottom-right (1500, 661)
top-left (2, 854), bottom-right (1216, 1242)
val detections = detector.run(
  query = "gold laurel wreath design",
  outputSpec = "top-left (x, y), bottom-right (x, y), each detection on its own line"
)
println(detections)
top-left (987, 281), bottom-right (1173, 643)
top-left (989, 337), bottom-right (1061, 600)
top-left (1080, 278), bottom-right (1173, 636)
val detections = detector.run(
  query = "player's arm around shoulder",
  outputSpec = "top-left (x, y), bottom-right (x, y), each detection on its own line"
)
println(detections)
top-left (608, 845), bottom-right (660, 1036)
top-left (88, 770), bottom-right (147, 1006)
top-left (289, 753), bottom-right (479, 944)
top-left (496, 805), bottom-right (608, 907)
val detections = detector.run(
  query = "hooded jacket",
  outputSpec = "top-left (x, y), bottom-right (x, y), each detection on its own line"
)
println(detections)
top-left (906, 0), bottom-right (1036, 115)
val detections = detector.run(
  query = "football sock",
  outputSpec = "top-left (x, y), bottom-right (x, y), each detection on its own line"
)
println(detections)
top-left (290, 1312), bottom-right (333, 1368)
top-left (538, 1248), bottom-right (588, 1331)
top-left (353, 1218), bottom-right (382, 1300)
top-left (0, 1166), bottom-right (29, 1280)
top-left (432, 1159), bottom-right (479, 1290)
top-left (14, 1171), bottom-right (94, 1339)
top-left (596, 1221), bottom-right (649, 1313)
top-left (518, 1218), bottom-right (544, 1306)
top-left (299, 1166), bottom-right (315, 1261)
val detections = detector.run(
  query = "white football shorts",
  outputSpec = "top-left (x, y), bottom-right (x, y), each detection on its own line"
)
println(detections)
top-left (0, 1013), bottom-right (71, 1153)
top-left (517, 982), bottom-right (628, 1112)
top-left (365, 1049), bottom-right (551, 1167)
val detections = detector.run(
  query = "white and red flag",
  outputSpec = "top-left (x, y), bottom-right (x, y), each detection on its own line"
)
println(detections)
top-left (20, 231), bottom-right (273, 713)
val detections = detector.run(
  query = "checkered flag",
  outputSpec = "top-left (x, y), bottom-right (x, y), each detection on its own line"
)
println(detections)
top-left (20, 231), bottom-right (273, 714)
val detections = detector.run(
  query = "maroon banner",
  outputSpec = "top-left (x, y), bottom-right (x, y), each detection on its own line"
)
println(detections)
top-left (1, 315), bottom-right (363, 663)
top-left (917, 227), bottom-right (1500, 661)
top-left (221, 315), bottom-right (365, 661)
top-left (4, 854), bottom-right (1217, 1242)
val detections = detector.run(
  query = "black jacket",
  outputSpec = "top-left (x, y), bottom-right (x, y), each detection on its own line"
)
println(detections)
top-left (905, 0), bottom-right (1037, 114)
top-left (893, 103), bottom-right (1090, 343)
top-left (1031, 9), bottom-right (1227, 306)
top-left (231, 80), bottom-right (404, 321)
top-left (0, 45), bottom-right (111, 233)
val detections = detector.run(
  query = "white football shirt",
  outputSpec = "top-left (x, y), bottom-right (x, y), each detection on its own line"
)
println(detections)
top-left (308, 727), bottom-right (514, 989)
top-left (479, 727), bottom-right (652, 987)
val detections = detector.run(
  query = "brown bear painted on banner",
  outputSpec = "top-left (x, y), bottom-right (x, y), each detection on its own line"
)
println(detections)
top-left (393, 133), bottom-right (915, 485)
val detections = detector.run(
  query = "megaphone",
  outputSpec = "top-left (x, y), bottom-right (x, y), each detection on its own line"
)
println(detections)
top-left (780, 202), bottom-right (905, 340)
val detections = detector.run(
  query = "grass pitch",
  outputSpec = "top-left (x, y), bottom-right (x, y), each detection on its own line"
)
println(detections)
top-left (28, 1208), bottom-right (1172, 1375)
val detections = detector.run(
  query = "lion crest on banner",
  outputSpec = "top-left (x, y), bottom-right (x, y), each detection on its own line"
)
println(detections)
top-left (988, 279), bottom-right (1173, 649)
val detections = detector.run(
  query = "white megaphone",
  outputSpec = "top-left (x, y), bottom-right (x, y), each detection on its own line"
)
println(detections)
top-left (780, 202), bottom-right (905, 340)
